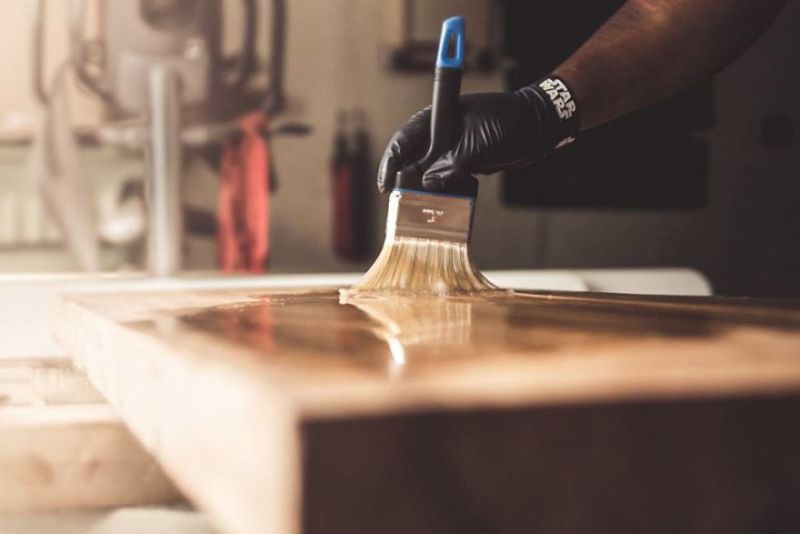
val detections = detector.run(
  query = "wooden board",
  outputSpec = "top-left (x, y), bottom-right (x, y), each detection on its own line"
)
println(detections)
top-left (0, 358), bottom-right (181, 511)
top-left (54, 288), bottom-right (800, 534)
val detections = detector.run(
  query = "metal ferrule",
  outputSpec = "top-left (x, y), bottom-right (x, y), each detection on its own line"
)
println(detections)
top-left (386, 189), bottom-right (474, 243)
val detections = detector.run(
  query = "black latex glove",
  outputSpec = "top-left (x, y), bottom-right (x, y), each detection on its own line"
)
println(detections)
top-left (377, 79), bottom-right (579, 193)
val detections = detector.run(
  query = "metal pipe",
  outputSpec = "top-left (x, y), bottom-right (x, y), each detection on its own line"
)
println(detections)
top-left (147, 65), bottom-right (183, 277)
top-left (264, 0), bottom-right (286, 114)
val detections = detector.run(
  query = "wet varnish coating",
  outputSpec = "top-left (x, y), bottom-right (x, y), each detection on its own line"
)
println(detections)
top-left (165, 289), bottom-right (800, 384)
top-left (54, 288), bottom-right (800, 534)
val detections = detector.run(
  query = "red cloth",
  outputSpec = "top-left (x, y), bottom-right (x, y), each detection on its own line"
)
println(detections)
top-left (218, 111), bottom-right (271, 273)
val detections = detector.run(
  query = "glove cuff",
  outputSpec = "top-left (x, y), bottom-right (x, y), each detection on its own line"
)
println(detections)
top-left (522, 76), bottom-right (580, 151)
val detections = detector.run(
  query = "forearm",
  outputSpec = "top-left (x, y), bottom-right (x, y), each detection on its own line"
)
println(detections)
top-left (554, 0), bottom-right (787, 130)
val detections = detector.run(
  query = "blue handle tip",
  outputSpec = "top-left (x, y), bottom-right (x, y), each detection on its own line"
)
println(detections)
top-left (436, 16), bottom-right (466, 70)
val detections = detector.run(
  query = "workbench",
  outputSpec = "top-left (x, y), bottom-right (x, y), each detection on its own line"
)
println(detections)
top-left (2, 269), bottom-right (705, 533)
top-left (53, 283), bottom-right (800, 534)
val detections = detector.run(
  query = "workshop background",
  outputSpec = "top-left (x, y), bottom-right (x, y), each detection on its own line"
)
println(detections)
top-left (0, 0), bottom-right (797, 298)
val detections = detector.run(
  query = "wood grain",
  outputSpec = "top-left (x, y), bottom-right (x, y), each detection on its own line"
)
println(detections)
top-left (53, 288), bottom-right (800, 534)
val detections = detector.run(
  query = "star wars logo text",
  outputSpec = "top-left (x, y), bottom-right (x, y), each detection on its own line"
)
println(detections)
top-left (539, 78), bottom-right (577, 121)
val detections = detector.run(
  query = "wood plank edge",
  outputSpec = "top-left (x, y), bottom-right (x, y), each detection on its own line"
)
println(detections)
top-left (52, 296), bottom-right (304, 534)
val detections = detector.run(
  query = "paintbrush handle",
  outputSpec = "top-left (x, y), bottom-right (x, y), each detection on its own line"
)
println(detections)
top-left (396, 16), bottom-right (478, 198)
top-left (427, 17), bottom-right (465, 165)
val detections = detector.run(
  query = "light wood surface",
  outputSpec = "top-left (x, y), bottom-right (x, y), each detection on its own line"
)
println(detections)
top-left (0, 358), bottom-right (181, 511)
top-left (53, 288), bottom-right (800, 534)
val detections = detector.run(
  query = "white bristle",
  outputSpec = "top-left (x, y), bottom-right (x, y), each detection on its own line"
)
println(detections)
top-left (347, 235), bottom-right (497, 296)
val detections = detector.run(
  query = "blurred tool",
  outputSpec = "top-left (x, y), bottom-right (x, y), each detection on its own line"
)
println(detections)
top-left (28, 62), bottom-right (100, 271)
top-left (218, 111), bottom-right (271, 272)
top-left (99, 180), bottom-right (147, 245)
top-left (31, 0), bottom-right (296, 275)
top-left (330, 110), bottom-right (373, 261)
top-left (350, 110), bottom-right (374, 259)
top-left (350, 16), bottom-right (495, 296)
top-left (330, 111), bottom-right (354, 259)
top-left (69, 0), bottom-right (268, 119)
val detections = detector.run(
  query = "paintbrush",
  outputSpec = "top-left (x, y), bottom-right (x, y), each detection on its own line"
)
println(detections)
top-left (348, 16), bottom-right (496, 296)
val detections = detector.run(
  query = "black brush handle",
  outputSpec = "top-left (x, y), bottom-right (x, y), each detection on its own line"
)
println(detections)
top-left (395, 17), bottom-right (478, 198)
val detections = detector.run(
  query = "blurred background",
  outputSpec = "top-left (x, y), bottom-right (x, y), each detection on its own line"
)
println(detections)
top-left (0, 0), bottom-right (797, 297)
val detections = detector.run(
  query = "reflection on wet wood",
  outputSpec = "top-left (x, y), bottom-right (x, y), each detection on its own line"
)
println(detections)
top-left (54, 288), bottom-right (800, 534)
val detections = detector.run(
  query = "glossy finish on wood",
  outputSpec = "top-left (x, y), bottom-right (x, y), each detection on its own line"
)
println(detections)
top-left (54, 288), bottom-right (800, 534)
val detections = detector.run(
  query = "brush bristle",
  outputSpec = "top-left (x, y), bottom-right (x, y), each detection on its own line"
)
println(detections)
top-left (347, 235), bottom-right (497, 296)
